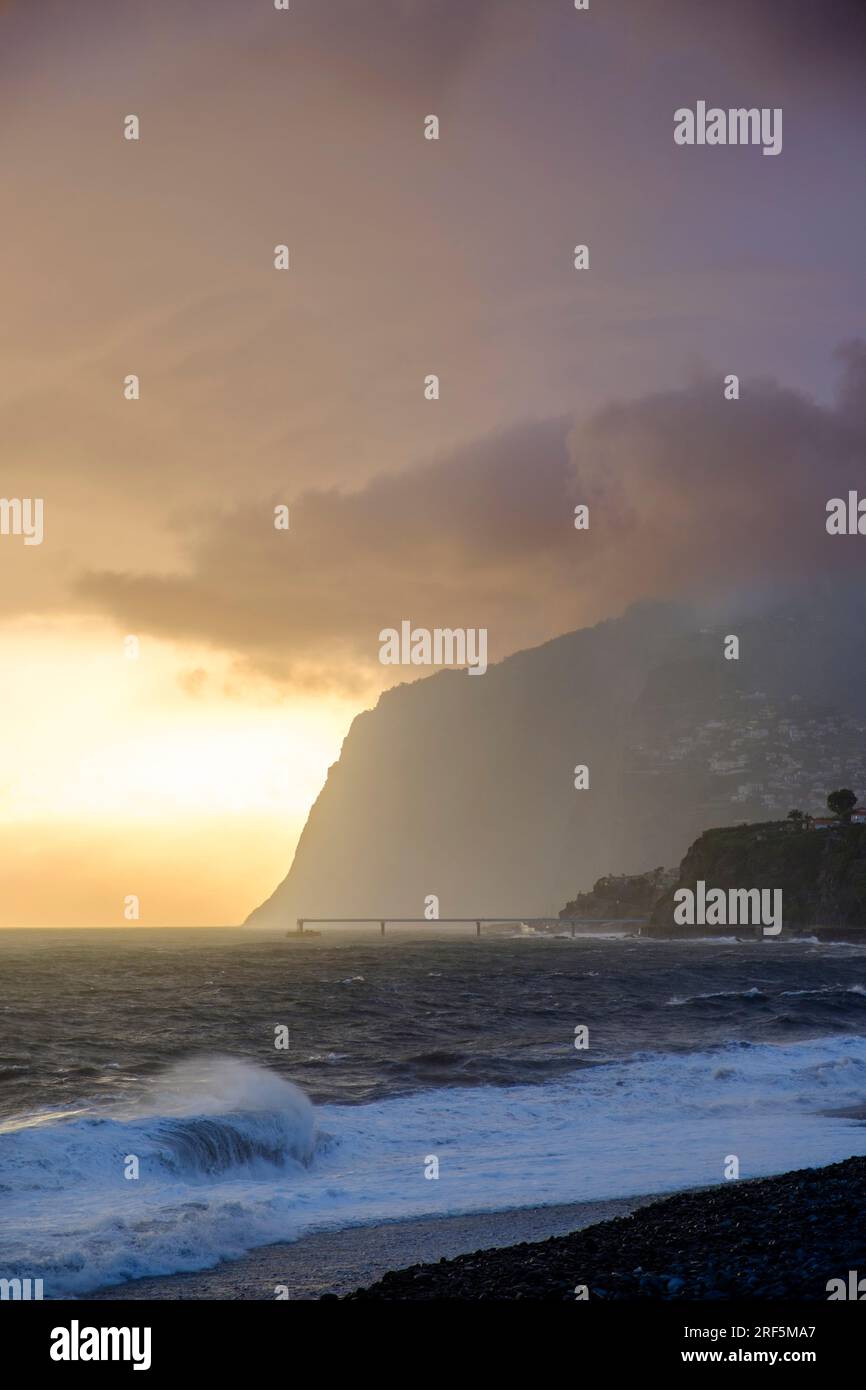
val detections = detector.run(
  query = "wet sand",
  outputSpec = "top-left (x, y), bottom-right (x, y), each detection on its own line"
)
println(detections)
top-left (85, 1194), bottom-right (654, 1301)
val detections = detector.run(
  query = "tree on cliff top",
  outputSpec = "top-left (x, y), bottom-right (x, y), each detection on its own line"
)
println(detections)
top-left (827, 788), bottom-right (858, 822)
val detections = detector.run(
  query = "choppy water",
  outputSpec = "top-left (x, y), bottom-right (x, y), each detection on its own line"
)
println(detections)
top-left (2, 927), bottom-right (866, 1296)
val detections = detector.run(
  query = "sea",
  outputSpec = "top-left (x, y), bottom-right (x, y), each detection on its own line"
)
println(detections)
top-left (2, 926), bottom-right (866, 1297)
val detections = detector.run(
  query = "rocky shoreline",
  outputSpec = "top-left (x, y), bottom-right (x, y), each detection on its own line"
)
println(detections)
top-left (343, 1155), bottom-right (866, 1300)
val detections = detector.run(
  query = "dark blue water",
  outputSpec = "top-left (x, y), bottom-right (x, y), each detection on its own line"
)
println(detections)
top-left (2, 928), bottom-right (866, 1296)
top-left (4, 928), bottom-right (866, 1114)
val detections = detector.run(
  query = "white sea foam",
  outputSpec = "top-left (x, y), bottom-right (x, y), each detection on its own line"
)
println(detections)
top-left (781, 983), bottom-right (866, 998)
top-left (666, 985), bottom-right (768, 1005)
top-left (2, 1039), bottom-right (866, 1296)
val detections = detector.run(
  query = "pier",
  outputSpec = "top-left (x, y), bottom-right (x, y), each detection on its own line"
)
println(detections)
top-left (294, 917), bottom-right (648, 937)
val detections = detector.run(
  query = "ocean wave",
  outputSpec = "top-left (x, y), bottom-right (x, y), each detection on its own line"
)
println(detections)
top-left (3, 1039), bottom-right (866, 1297)
top-left (0, 1057), bottom-right (316, 1192)
top-left (781, 984), bottom-right (866, 998)
top-left (666, 986), bottom-right (768, 1006)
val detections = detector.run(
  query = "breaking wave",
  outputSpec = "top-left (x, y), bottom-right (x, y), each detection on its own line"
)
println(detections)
top-left (3, 1040), bottom-right (866, 1297)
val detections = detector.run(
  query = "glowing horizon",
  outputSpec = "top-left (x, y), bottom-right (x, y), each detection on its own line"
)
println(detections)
top-left (0, 617), bottom-right (358, 926)
top-left (2, 0), bottom-right (865, 925)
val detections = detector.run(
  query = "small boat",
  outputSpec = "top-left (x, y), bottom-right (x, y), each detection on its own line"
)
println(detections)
top-left (285, 929), bottom-right (321, 939)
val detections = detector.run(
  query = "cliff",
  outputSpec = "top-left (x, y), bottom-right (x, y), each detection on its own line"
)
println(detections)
top-left (648, 820), bottom-right (866, 934)
top-left (247, 585), bottom-right (866, 927)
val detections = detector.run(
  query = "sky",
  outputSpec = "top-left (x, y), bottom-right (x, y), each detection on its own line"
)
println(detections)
top-left (2, 0), bottom-right (865, 925)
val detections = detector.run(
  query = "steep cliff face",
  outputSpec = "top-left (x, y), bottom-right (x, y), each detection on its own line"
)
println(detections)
top-left (247, 587), bottom-right (866, 927)
top-left (248, 602), bottom-right (694, 925)
top-left (648, 822), bottom-right (866, 933)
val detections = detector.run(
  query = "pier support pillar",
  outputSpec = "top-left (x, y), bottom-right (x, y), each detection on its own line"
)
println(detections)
top-left (476, 920), bottom-right (481, 937)
top-left (380, 920), bottom-right (386, 936)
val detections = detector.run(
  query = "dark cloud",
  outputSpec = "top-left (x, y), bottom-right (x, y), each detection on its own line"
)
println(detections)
top-left (75, 346), bottom-right (866, 687)
top-left (713, 0), bottom-right (866, 74)
top-left (623, 0), bottom-right (866, 90)
top-left (5, 0), bottom-right (866, 677)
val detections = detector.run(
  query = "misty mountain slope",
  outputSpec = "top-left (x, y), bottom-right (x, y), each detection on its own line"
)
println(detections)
top-left (246, 589), bottom-right (866, 927)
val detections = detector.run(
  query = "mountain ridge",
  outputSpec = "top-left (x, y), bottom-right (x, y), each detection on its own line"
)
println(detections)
top-left (246, 586), bottom-right (866, 927)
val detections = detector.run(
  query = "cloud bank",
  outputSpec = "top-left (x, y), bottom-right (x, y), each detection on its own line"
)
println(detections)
top-left (75, 345), bottom-right (866, 687)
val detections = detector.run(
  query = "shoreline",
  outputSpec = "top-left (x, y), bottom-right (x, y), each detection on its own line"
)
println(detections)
top-left (346, 1154), bottom-right (866, 1301)
top-left (84, 1153), bottom-right (866, 1302)
top-left (85, 1194), bottom-right (655, 1301)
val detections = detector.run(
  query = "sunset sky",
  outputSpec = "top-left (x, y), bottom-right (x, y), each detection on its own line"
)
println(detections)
top-left (2, 0), bottom-right (865, 925)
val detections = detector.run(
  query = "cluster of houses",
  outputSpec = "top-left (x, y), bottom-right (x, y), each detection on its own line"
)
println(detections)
top-left (806, 808), bottom-right (866, 830)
